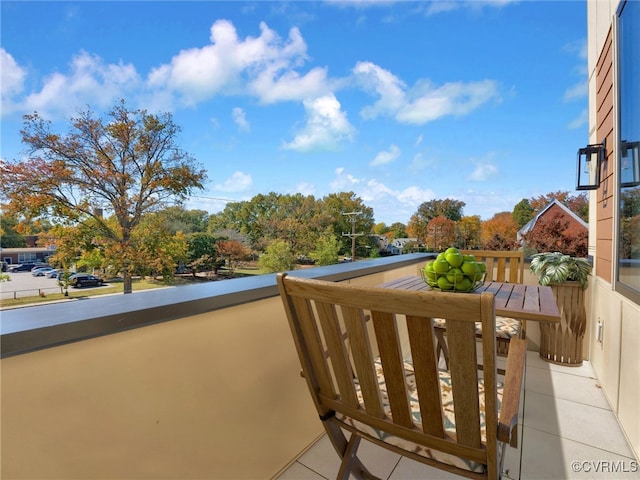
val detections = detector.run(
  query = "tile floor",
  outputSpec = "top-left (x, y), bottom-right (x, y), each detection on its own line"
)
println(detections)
top-left (277, 352), bottom-right (639, 479)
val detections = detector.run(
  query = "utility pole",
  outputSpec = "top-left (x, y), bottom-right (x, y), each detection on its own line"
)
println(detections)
top-left (342, 211), bottom-right (364, 261)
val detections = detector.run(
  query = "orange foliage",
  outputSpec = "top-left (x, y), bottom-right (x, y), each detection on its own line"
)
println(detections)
top-left (481, 212), bottom-right (519, 249)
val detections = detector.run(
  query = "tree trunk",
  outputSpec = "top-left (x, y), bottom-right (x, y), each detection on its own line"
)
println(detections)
top-left (123, 273), bottom-right (133, 294)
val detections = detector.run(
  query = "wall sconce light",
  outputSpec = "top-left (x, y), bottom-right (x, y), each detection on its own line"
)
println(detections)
top-left (576, 140), bottom-right (606, 190)
top-left (621, 140), bottom-right (640, 188)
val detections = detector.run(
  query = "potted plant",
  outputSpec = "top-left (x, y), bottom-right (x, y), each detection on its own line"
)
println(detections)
top-left (530, 252), bottom-right (592, 366)
top-left (530, 252), bottom-right (592, 289)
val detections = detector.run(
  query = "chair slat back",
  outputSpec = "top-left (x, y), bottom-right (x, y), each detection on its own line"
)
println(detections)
top-left (277, 273), bottom-right (500, 470)
top-left (462, 250), bottom-right (524, 284)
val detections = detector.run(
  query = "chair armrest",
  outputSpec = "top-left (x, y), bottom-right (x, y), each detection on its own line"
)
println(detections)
top-left (497, 338), bottom-right (526, 447)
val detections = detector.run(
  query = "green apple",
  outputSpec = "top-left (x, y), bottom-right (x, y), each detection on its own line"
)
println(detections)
top-left (447, 268), bottom-right (464, 283)
top-left (424, 266), bottom-right (437, 281)
top-left (463, 254), bottom-right (476, 262)
top-left (433, 259), bottom-right (450, 274)
top-left (455, 277), bottom-right (472, 291)
top-left (476, 262), bottom-right (487, 273)
top-left (445, 251), bottom-right (464, 268)
top-left (437, 276), bottom-right (454, 290)
top-left (445, 247), bottom-right (459, 255)
top-left (461, 261), bottom-right (479, 276)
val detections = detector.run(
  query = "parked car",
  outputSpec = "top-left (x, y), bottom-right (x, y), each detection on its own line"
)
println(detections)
top-left (45, 269), bottom-right (62, 278)
top-left (32, 267), bottom-right (56, 277)
top-left (8, 263), bottom-right (46, 272)
top-left (69, 273), bottom-right (104, 288)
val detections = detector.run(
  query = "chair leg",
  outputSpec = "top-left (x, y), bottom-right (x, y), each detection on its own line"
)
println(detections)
top-left (324, 421), bottom-right (379, 480)
top-left (434, 328), bottom-right (450, 369)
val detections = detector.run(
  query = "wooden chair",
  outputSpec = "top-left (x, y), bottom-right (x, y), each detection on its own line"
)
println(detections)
top-left (433, 250), bottom-right (525, 369)
top-left (277, 273), bottom-right (526, 480)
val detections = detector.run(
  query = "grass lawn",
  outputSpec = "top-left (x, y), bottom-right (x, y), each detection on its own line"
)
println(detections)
top-left (0, 277), bottom-right (192, 309)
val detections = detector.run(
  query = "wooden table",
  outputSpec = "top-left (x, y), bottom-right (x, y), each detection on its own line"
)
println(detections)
top-left (379, 275), bottom-right (560, 324)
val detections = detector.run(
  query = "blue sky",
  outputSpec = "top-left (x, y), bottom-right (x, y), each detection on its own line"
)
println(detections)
top-left (1, 1), bottom-right (588, 225)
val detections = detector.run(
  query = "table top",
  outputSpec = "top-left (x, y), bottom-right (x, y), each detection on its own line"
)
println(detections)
top-left (379, 275), bottom-right (561, 323)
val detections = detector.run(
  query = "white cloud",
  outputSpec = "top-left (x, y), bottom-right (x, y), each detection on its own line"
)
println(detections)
top-left (1, 49), bottom-right (26, 114)
top-left (353, 61), bottom-right (407, 119)
top-left (371, 144), bottom-right (401, 166)
top-left (329, 167), bottom-right (363, 190)
top-left (148, 20), bottom-right (329, 107)
top-left (249, 65), bottom-right (331, 104)
top-left (564, 81), bottom-right (587, 102)
top-left (568, 108), bottom-right (588, 129)
top-left (354, 61), bottom-right (499, 124)
top-left (213, 171), bottom-right (253, 192)
top-left (396, 185), bottom-right (434, 205)
top-left (467, 160), bottom-right (498, 181)
top-left (328, 167), bottom-right (434, 223)
top-left (423, 0), bottom-right (517, 16)
top-left (282, 94), bottom-right (356, 152)
top-left (397, 79), bottom-right (500, 124)
top-left (22, 51), bottom-right (140, 117)
top-left (415, 134), bottom-right (424, 146)
top-left (232, 107), bottom-right (250, 131)
top-left (292, 181), bottom-right (316, 196)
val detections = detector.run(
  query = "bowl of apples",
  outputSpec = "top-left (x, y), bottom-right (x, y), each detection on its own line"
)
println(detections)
top-left (420, 247), bottom-right (486, 292)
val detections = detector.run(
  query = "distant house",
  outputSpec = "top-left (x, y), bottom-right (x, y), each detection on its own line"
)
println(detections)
top-left (386, 238), bottom-right (420, 255)
top-left (517, 199), bottom-right (588, 249)
top-left (1, 247), bottom-right (56, 266)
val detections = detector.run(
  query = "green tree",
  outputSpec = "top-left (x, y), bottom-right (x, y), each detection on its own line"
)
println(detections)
top-left (0, 213), bottom-right (27, 248)
top-left (186, 233), bottom-right (219, 274)
top-left (258, 240), bottom-right (296, 273)
top-left (156, 206), bottom-right (209, 234)
top-left (322, 192), bottom-right (375, 256)
top-left (0, 100), bottom-right (206, 293)
top-left (415, 198), bottom-right (466, 222)
top-left (388, 222), bottom-right (408, 240)
top-left (309, 229), bottom-right (341, 266)
top-left (512, 199), bottom-right (535, 228)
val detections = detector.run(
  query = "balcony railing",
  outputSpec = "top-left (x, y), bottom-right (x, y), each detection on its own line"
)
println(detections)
top-left (1, 253), bottom-right (635, 479)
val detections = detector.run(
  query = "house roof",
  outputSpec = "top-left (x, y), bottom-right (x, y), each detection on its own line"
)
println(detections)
top-left (517, 199), bottom-right (588, 240)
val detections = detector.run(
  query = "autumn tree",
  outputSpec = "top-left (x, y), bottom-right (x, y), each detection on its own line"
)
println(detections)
top-left (406, 213), bottom-right (429, 245)
top-left (529, 191), bottom-right (588, 222)
top-left (522, 211), bottom-right (588, 257)
top-left (481, 212), bottom-right (519, 250)
top-left (424, 216), bottom-right (456, 251)
top-left (457, 215), bottom-right (482, 249)
top-left (216, 239), bottom-right (248, 276)
top-left (0, 100), bottom-right (206, 293)
top-left (408, 198), bottom-right (465, 246)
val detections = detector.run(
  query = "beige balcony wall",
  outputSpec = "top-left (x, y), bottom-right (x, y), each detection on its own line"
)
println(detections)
top-left (1, 264), bottom-right (419, 479)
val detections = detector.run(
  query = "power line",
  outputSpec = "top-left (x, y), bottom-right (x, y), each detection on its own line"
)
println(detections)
top-left (189, 195), bottom-right (239, 203)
